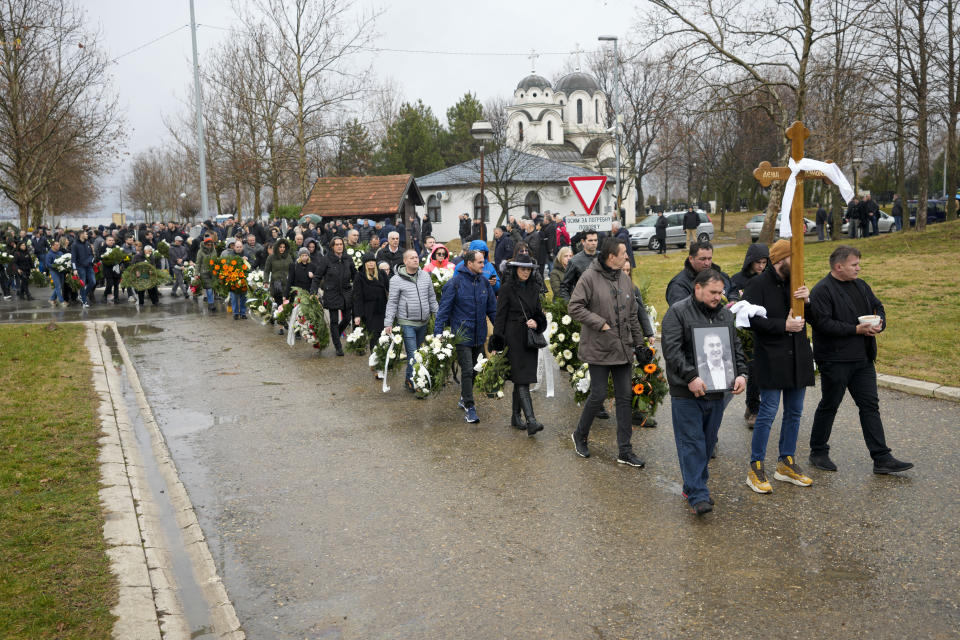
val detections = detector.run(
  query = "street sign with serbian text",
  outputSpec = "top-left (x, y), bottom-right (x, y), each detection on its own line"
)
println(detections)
top-left (568, 176), bottom-right (607, 214)
top-left (564, 214), bottom-right (614, 235)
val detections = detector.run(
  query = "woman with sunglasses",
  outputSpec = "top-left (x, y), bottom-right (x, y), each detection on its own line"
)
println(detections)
top-left (423, 244), bottom-right (451, 273)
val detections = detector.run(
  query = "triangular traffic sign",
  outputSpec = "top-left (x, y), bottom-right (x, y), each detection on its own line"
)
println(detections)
top-left (568, 176), bottom-right (608, 214)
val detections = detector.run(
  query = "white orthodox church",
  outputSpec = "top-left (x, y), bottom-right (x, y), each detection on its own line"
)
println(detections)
top-left (506, 70), bottom-right (619, 177)
top-left (415, 65), bottom-right (634, 244)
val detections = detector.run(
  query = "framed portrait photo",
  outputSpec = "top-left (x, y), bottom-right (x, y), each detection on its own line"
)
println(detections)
top-left (692, 325), bottom-right (735, 393)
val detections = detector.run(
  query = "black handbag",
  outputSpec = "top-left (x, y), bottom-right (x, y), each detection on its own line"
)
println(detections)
top-left (518, 298), bottom-right (547, 349)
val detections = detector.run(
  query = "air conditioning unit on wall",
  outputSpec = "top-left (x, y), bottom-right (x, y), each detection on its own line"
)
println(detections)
top-left (560, 186), bottom-right (571, 198)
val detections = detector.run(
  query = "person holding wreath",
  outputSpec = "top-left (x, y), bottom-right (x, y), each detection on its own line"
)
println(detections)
top-left (489, 255), bottom-right (548, 436)
top-left (313, 236), bottom-right (356, 356)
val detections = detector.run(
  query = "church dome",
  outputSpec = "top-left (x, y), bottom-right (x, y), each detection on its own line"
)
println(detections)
top-left (555, 71), bottom-right (601, 94)
top-left (516, 74), bottom-right (552, 91)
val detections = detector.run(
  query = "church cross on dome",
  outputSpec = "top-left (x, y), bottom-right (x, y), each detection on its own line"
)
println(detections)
top-left (573, 43), bottom-right (584, 71)
top-left (528, 49), bottom-right (540, 74)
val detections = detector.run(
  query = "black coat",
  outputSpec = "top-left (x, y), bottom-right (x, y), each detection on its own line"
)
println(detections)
top-left (728, 242), bottom-right (769, 302)
top-left (655, 215), bottom-right (668, 238)
top-left (665, 259), bottom-right (732, 306)
top-left (743, 268), bottom-right (815, 389)
top-left (287, 260), bottom-right (314, 297)
top-left (312, 252), bottom-right (356, 310)
top-left (353, 270), bottom-right (389, 334)
top-left (682, 210), bottom-right (699, 230)
top-left (489, 275), bottom-right (547, 384)
top-left (809, 273), bottom-right (885, 363)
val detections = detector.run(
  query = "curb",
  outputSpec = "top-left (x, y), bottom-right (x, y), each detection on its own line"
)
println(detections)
top-left (88, 321), bottom-right (245, 639)
top-left (876, 373), bottom-right (960, 402)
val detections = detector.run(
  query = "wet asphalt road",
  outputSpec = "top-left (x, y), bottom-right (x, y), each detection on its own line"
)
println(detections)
top-left (3, 292), bottom-right (959, 639)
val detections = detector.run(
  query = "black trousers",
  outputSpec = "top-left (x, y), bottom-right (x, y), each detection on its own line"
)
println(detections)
top-left (329, 308), bottom-right (350, 349)
top-left (575, 362), bottom-right (634, 456)
top-left (810, 360), bottom-right (891, 460)
top-left (103, 271), bottom-right (121, 300)
top-left (745, 359), bottom-right (760, 414)
top-left (656, 234), bottom-right (667, 254)
top-left (137, 287), bottom-right (159, 306)
top-left (456, 344), bottom-right (483, 408)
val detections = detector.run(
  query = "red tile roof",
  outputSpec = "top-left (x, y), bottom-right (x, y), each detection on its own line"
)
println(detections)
top-left (301, 175), bottom-right (421, 218)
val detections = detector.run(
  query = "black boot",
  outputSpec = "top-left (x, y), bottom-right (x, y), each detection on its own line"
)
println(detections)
top-left (517, 385), bottom-right (543, 436)
top-left (510, 386), bottom-right (524, 429)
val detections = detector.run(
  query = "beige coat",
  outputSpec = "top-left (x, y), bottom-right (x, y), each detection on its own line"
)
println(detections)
top-left (568, 260), bottom-right (644, 365)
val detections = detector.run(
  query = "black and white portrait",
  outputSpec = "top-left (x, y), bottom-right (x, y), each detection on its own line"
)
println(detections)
top-left (693, 327), bottom-right (735, 392)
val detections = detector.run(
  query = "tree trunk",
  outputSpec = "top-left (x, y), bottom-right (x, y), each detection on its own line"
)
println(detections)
top-left (759, 180), bottom-right (786, 244)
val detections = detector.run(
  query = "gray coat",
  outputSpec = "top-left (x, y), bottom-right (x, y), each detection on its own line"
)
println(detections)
top-left (568, 260), bottom-right (644, 366)
top-left (384, 266), bottom-right (438, 326)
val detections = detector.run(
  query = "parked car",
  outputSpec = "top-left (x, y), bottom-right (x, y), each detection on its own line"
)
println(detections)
top-left (907, 199), bottom-right (947, 226)
top-left (745, 213), bottom-right (816, 240)
top-left (841, 210), bottom-right (896, 235)
top-left (628, 210), bottom-right (714, 251)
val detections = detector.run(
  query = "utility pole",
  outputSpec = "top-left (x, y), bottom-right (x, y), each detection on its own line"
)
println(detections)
top-left (189, 0), bottom-right (210, 220)
top-left (599, 36), bottom-right (621, 223)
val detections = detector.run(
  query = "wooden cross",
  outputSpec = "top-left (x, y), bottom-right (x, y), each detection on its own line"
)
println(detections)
top-left (752, 120), bottom-right (835, 318)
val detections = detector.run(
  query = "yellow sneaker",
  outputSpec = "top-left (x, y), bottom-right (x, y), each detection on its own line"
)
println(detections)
top-left (746, 461), bottom-right (773, 494)
top-left (774, 456), bottom-right (813, 487)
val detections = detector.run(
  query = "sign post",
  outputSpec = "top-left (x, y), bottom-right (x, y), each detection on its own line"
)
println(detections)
top-left (565, 175), bottom-right (612, 234)
top-left (752, 121), bottom-right (835, 318)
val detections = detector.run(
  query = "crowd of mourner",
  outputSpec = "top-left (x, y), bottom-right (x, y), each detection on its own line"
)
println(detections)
top-left (1, 209), bottom-right (912, 516)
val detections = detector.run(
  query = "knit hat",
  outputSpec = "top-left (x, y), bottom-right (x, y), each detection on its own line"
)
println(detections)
top-left (297, 247), bottom-right (310, 256)
top-left (768, 239), bottom-right (791, 265)
top-left (507, 255), bottom-right (537, 268)
top-left (361, 252), bottom-right (376, 264)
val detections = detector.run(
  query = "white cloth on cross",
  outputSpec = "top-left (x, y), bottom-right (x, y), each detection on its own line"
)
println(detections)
top-left (779, 158), bottom-right (855, 238)
top-left (728, 300), bottom-right (767, 329)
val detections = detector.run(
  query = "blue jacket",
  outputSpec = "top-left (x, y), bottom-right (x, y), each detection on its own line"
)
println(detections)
top-left (467, 239), bottom-right (500, 292)
top-left (434, 260), bottom-right (497, 346)
top-left (71, 240), bottom-right (94, 269)
top-left (44, 249), bottom-right (64, 271)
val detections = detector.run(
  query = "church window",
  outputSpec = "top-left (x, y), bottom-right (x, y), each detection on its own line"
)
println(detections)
top-left (577, 99), bottom-right (583, 124)
top-left (524, 191), bottom-right (541, 217)
top-left (595, 99), bottom-right (599, 123)
top-left (547, 120), bottom-right (553, 140)
top-left (427, 195), bottom-right (441, 223)
top-left (518, 122), bottom-right (524, 142)
top-left (474, 193), bottom-right (489, 222)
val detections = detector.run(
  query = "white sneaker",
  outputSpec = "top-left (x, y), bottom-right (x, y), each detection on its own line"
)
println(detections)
top-left (82, 302), bottom-right (90, 308)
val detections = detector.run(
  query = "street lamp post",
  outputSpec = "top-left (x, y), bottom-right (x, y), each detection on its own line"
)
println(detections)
top-left (598, 35), bottom-right (621, 223)
top-left (146, 202), bottom-right (152, 226)
top-left (471, 121), bottom-right (494, 232)
top-left (853, 156), bottom-right (863, 197)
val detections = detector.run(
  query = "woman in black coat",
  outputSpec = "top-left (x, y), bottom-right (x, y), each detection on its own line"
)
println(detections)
top-left (13, 241), bottom-right (34, 300)
top-left (352, 252), bottom-right (390, 352)
top-left (312, 236), bottom-right (357, 356)
top-left (489, 256), bottom-right (548, 436)
top-left (287, 248), bottom-right (315, 296)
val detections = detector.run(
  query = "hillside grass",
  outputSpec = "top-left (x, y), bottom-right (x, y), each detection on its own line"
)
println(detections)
top-left (632, 220), bottom-right (960, 386)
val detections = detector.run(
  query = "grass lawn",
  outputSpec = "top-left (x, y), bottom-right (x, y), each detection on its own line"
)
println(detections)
top-left (632, 219), bottom-right (960, 386)
top-left (0, 323), bottom-right (117, 638)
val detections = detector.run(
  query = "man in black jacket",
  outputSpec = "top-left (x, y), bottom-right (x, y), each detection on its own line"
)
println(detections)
top-left (807, 245), bottom-right (913, 474)
top-left (743, 239), bottom-right (815, 494)
top-left (558, 230), bottom-right (599, 300)
top-left (662, 269), bottom-right (748, 515)
top-left (890, 193), bottom-right (903, 231)
top-left (665, 241), bottom-right (731, 306)
top-left (682, 206), bottom-right (699, 247)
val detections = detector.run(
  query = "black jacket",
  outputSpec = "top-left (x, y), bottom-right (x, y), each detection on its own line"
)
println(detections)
top-left (661, 295), bottom-right (748, 399)
top-left (287, 260), bottom-right (314, 297)
top-left (459, 217), bottom-right (472, 241)
top-left (353, 269), bottom-right (389, 332)
top-left (312, 252), bottom-right (356, 310)
top-left (682, 210), bottom-right (699, 230)
top-left (375, 246), bottom-right (404, 273)
top-left (558, 249), bottom-right (597, 300)
top-left (728, 243), bottom-right (768, 302)
top-left (665, 259), bottom-right (732, 306)
top-left (809, 274), bottom-right (885, 363)
top-left (743, 268), bottom-right (814, 389)
top-left (489, 274), bottom-right (547, 384)
top-left (655, 215), bottom-right (668, 238)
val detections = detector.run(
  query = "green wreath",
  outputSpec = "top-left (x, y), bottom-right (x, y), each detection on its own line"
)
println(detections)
top-left (120, 262), bottom-right (171, 291)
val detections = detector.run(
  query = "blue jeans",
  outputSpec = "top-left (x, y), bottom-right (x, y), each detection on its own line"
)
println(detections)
top-left (893, 215), bottom-right (902, 231)
top-left (401, 324), bottom-right (428, 383)
top-left (671, 396), bottom-right (726, 506)
top-left (205, 288), bottom-right (215, 305)
top-left (49, 271), bottom-right (64, 303)
top-left (229, 291), bottom-right (247, 315)
top-left (76, 265), bottom-right (96, 303)
top-left (751, 387), bottom-right (805, 463)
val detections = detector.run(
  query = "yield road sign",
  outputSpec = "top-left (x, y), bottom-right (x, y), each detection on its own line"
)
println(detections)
top-left (568, 176), bottom-right (607, 214)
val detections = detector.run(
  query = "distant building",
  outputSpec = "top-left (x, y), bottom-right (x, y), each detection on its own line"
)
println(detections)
top-left (301, 174), bottom-right (424, 222)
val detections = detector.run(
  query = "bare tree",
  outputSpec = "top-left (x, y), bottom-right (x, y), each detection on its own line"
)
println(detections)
top-left (0, 0), bottom-right (123, 228)
top-left (241, 0), bottom-right (379, 202)
top-left (899, 0), bottom-right (935, 230)
top-left (935, 0), bottom-right (959, 220)
top-left (645, 0), bottom-right (871, 241)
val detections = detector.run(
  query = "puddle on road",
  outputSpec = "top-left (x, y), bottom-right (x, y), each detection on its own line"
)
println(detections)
top-left (116, 323), bottom-right (165, 340)
top-left (99, 327), bottom-right (216, 640)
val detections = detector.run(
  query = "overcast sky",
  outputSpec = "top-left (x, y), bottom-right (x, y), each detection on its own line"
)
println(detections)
top-left (59, 0), bottom-right (640, 221)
